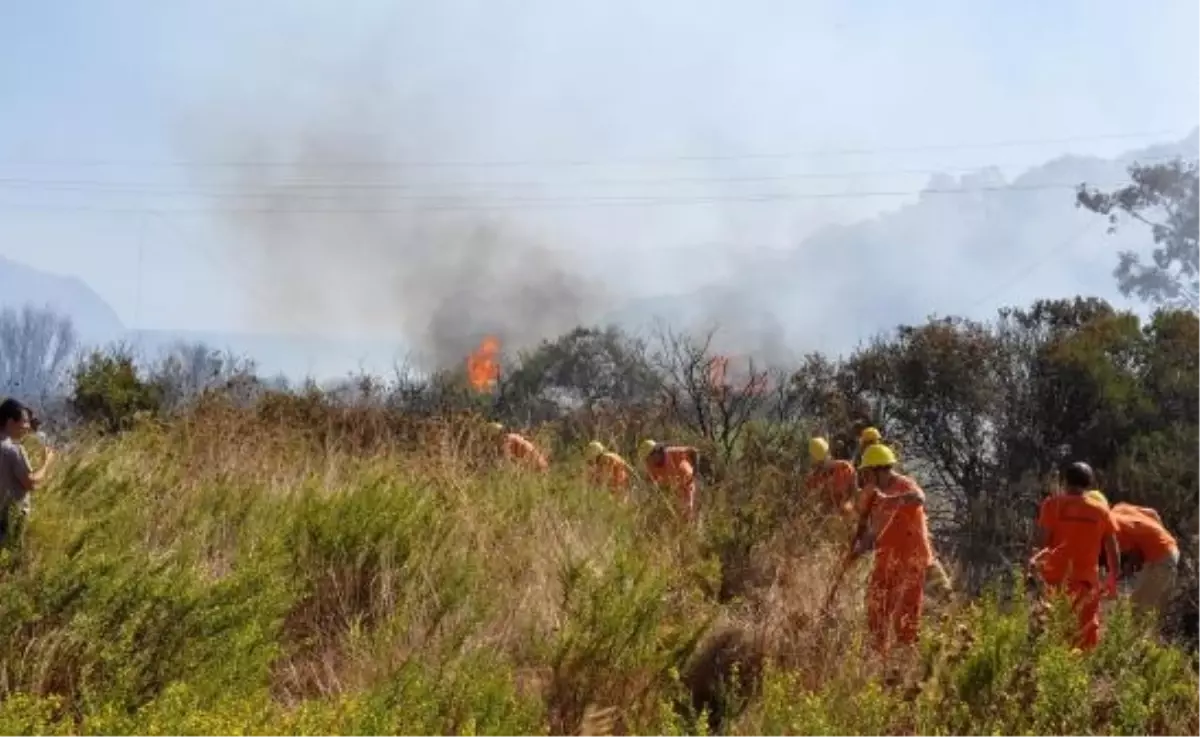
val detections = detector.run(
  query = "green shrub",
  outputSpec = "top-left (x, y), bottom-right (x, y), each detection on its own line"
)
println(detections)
top-left (69, 350), bottom-right (163, 434)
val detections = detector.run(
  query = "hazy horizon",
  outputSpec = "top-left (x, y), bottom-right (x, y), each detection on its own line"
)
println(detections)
top-left (2, 0), bottom-right (1197, 377)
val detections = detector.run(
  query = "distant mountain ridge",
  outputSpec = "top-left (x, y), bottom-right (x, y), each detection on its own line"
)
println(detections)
top-left (0, 258), bottom-right (409, 380)
top-left (0, 256), bottom-right (125, 341)
top-left (604, 128), bottom-right (1200, 361)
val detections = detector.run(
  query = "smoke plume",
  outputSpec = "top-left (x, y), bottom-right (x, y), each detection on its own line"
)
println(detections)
top-left (185, 90), bottom-right (607, 370)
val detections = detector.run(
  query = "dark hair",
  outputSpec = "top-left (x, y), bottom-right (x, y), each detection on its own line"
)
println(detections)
top-left (1063, 461), bottom-right (1095, 489)
top-left (0, 398), bottom-right (29, 426)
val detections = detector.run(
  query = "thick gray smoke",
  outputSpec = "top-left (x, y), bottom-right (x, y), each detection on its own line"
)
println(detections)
top-left (187, 121), bottom-right (607, 370)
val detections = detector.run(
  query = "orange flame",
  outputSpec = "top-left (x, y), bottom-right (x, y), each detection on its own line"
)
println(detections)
top-left (467, 336), bottom-right (501, 391)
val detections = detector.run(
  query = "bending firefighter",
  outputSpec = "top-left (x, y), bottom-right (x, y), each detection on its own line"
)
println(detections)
top-left (584, 441), bottom-right (633, 500)
top-left (1030, 462), bottom-right (1120, 651)
top-left (805, 437), bottom-right (857, 519)
top-left (853, 426), bottom-right (952, 594)
top-left (487, 422), bottom-right (549, 472)
top-left (850, 444), bottom-right (933, 655)
top-left (639, 439), bottom-right (698, 521)
top-left (1111, 502), bottom-right (1178, 623)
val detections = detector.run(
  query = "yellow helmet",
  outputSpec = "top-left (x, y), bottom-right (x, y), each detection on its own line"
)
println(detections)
top-left (859, 443), bottom-right (897, 470)
top-left (638, 439), bottom-right (657, 461)
top-left (1084, 489), bottom-right (1109, 508)
top-left (809, 437), bottom-right (830, 463)
top-left (860, 427), bottom-right (882, 445)
top-left (486, 422), bottom-right (504, 435)
top-left (585, 440), bottom-right (605, 461)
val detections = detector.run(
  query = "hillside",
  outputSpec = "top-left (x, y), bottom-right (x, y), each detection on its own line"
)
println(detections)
top-left (3, 409), bottom-right (1196, 735)
top-left (0, 256), bottom-right (124, 342)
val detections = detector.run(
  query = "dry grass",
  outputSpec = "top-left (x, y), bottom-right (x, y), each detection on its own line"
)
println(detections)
top-left (0, 401), bottom-right (1194, 735)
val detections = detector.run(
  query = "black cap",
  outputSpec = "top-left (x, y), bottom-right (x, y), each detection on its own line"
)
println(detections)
top-left (1063, 461), bottom-right (1095, 489)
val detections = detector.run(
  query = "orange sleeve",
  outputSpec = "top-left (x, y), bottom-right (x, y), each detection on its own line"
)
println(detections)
top-left (897, 476), bottom-right (924, 500)
top-left (1036, 498), bottom-right (1055, 532)
top-left (1098, 507), bottom-right (1117, 537)
top-left (872, 485), bottom-right (921, 517)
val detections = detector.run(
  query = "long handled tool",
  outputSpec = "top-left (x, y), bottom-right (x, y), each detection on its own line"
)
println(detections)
top-left (820, 547), bottom-right (866, 617)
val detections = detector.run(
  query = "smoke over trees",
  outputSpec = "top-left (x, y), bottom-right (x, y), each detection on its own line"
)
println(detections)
top-left (185, 91), bottom-right (608, 371)
top-left (178, 44), bottom-right (1197, 375)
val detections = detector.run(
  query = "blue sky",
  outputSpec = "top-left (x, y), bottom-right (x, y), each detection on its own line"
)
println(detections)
top-left (1, 0), bottom-right (1197, 343)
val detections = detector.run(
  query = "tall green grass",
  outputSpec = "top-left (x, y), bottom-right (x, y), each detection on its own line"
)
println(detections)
top-left (0, 411), bottom-right (1195, 735)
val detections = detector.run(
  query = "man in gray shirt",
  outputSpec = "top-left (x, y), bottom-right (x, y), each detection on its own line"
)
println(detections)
top-left (0, 398), bottom-right (55, 549)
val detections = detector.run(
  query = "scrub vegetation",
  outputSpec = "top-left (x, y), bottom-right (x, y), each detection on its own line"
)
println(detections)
top-left (0, 401), bottom-right (1196, 735)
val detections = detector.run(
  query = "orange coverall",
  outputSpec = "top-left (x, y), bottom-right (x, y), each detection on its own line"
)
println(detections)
top-left (645, 446), bottom-right (697, 519)
top-left (1034, 493), bottom-right (1118, 650)
top-left (1111, 502), bottom-right (1178, 617)
top-left (859, 474), bottom-right (933, 654)
top-left (805, 459), bottom-right (857, 516)
top-left (502, 432), bottom-right (549, 472)
top-left (1111, 504), bottom-right (1176, 561)
top-left (590, 451), bottom-right (633, 499)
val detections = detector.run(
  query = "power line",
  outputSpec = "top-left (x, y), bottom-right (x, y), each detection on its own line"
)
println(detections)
top-left (0, 179), bottom-right (1115, 202)
top-left (1, 149), bottom-right (1189, 210)
top-left (0, 151), bottom-right (1190, 197)
top-left (0, 167), bottom-right (1062, 193)
top-left (0, 128), bottom-right (1190, 171)
top-left (0, 179), bottom-right (1148, 216)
